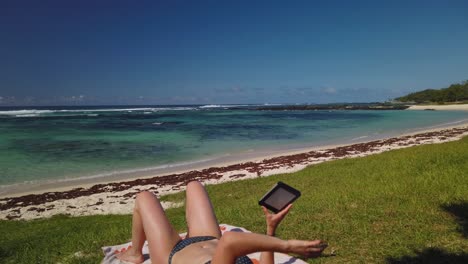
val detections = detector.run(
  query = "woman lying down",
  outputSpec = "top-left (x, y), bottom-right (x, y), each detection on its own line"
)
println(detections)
top-left (117, 181), bottom-right (326, 264)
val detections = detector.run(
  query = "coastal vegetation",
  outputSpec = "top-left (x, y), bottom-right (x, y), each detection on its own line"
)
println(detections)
top-left (1, 137), bottom-right (468, 263)
top-left (396, 80), bottom-right (468, 104)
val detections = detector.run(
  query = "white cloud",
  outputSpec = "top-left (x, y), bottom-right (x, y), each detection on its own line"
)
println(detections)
top-left (214, 86), bottom-right (247, 94)
top-left (230, 86), bottom-right (244, 93)
top-left (321, 87), bottom-right (337, 95)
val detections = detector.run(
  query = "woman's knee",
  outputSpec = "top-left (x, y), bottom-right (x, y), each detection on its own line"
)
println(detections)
top-left (134, 191), bottom-right (158, 211)
top-left (136, 190), bottom-right (157, 203)
top-left (186, 180), bottom-right (203, 191)
top-left (218, 231), bottom-right (237, 251)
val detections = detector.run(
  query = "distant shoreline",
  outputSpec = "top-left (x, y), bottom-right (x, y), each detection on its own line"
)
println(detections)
top-left (253, 103), bottom-right (468, 111)
top-left (254, 103), bottom-right (468, 111)
top-left (406, 104), bottom-right (468, 111)
top-left (1, 121), bottom-right (468, 220)
top-left (253, 104), bottom-right (409, 111)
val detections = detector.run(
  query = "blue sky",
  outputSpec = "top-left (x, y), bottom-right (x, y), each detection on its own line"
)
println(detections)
top-left (1, 0), bottom-right (467, 106)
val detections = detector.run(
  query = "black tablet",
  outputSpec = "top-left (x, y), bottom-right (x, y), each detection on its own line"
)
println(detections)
top-left (258, 182), bottom-right (301, 213)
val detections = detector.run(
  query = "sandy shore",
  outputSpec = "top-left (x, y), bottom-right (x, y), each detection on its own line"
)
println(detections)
top-left (1, 124), bottom-right (468, 220)
top-left (407, 104), bottom-right (468, 111)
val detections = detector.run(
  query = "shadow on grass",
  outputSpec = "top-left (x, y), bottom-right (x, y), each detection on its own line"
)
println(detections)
top-left (386, 248), bottom-right (468, 264)
top-left (0, 248), bottom-right (6, 260)
top-left (441, 201), bottom-right (468, 238)
top-left (386, 201), bottom-right (468, 263)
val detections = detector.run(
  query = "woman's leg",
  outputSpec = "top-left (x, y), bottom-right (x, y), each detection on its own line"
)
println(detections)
top-left (185, 181), bottom-right (222, 238)
top-left (118, 191), bottom-right (182, 263)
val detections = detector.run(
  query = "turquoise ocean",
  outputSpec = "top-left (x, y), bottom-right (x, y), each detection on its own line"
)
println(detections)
top-left (0, 105), bottom-right (467, 193)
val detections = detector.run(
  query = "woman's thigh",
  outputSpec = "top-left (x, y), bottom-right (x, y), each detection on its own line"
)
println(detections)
top-left (136, 191), bottom-right (182, 263)
top-left (185, 181), bottom-right (222, 238)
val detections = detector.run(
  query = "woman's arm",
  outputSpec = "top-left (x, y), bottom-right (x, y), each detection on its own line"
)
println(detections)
top-left (259, 204), bottom-right (292, 264)
top-left (211, 231), bottom-right (324, 264)
top-left (259, 227), bottom-right (276, 264)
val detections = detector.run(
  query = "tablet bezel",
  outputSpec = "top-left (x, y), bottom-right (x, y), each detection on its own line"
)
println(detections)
top-left (258, 181), bottom-right (301, 213)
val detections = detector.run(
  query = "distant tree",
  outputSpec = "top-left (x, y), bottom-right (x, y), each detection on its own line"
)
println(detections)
top-left (395, 80), bottom-right (468, 103)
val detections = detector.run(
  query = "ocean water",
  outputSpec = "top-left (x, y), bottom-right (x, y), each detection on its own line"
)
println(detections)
top-left (0, 105), bottom-right (467, 190)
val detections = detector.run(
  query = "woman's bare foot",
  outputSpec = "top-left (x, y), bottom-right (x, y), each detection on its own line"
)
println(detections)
top-left (286, 239), bottom-right (326, 258)
top-left (116, 247), bottom-right (145, 264)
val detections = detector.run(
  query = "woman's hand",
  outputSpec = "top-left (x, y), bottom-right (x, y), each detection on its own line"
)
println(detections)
top-left (262, 204), bottom-right (292, 236)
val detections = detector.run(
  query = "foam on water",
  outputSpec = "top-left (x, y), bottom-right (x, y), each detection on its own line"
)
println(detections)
top-left (351, 135), bottom-right (369, 141)
top-left (0, 106), bottom-right (198, 117)
top-left (0, 109), bottom-right (55, 116)
top-left (199, 104), bottom-right (257, 108)
top-left (15, 114), bottom-right (40, 117)
top-left (199, 104), bottom-right (225, 108)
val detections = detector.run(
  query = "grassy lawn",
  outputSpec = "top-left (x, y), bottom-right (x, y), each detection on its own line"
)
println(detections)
top-left (1, 137), bottom-right (468, 263)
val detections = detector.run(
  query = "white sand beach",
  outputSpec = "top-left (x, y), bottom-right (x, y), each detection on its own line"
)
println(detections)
top-left (407, 104), bottom-right (468, 111)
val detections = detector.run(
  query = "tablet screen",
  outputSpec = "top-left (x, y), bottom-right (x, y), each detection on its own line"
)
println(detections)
top-left (258, 182), bottom-right (301, 213)
top-left (263, 187), bottom-right (296, 210)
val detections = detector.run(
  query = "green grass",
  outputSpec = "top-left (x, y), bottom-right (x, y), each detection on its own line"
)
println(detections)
top-left (1, 137), bottom-right (468, 263)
